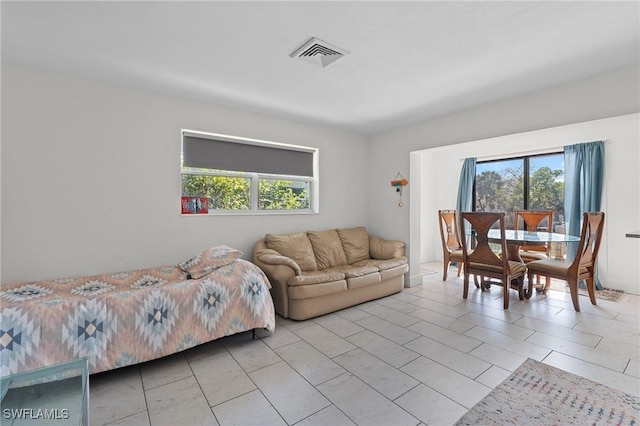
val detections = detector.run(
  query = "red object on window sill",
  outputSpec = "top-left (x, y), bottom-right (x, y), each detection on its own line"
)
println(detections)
top-left (181, 197), bottom-right (209, 214)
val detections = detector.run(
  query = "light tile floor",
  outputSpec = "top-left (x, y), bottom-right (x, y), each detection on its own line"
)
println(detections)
top-left (90, 262), bottom-right (640, 426)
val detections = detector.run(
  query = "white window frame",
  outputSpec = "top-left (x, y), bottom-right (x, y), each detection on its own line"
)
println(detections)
top-left (180, 130), bottom-right (319, 216)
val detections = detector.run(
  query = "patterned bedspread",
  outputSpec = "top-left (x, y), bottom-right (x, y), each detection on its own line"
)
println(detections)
top-left (0, 259), bottom-right (275, 376)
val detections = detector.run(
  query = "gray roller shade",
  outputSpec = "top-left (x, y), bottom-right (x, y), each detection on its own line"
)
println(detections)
top-left (183, 136), bottom-right (314, 177)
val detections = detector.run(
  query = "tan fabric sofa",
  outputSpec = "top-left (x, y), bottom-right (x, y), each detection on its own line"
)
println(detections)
top-left (253, 226), bottom-right (408, 320)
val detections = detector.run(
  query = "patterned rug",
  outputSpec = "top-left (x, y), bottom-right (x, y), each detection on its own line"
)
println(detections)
top-left (455, 359), bottom-right (639, 425)
top-left (548, 280), bottom-right (625, 302)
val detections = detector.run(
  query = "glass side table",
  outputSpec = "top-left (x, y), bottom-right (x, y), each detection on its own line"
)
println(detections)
top-left (1, 358), bottom-right (89, 425)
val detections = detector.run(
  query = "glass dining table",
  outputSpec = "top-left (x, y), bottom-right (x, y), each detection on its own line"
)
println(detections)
top-left (465, 229), bottom-right (581, 295)
top-left (485, 229), bottom-right (580, 262)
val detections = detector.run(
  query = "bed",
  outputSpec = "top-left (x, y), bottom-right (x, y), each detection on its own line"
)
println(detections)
top-left (0, 246), bottom-right (275, 376)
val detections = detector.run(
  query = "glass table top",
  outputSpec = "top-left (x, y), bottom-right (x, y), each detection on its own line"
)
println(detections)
top-left (486, 229), bottom-right (581, 243)
top-left (1, 358), bottom-right (89, 426)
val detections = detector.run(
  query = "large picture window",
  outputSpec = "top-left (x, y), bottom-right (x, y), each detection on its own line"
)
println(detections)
top-left (181, 130), bottom-right (318, 214)
top-left (474, 153), bottom-right (565, 230)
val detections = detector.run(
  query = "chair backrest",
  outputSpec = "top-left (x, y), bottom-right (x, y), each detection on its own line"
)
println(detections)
top-left (514, 210), bottom-right (553, 254)
top-left (514, 210), bottom-right (553, 232)
top-left (460, 212), bottom-right (508, 270)
top-left (438, 210), bottom-right (462, 253)
top-left (570, 212), bottom-right (605, 271)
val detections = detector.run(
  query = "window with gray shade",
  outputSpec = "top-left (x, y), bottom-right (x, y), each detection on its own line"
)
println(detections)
top-left (183, 136), bottom-right (314, 177)
top-left (181, 130), bottom-right (318, 214)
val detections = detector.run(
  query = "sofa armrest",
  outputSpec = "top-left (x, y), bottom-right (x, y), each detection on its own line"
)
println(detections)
top-left (369, 236), bottom-right (405, 260)
top-left (255, 248), bottom-right (302, 276)
top-left (253, 242), bottom-right (298, 318)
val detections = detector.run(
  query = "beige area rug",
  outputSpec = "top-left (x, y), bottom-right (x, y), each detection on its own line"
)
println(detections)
top-left (455, 359), bottom-right (639, 425)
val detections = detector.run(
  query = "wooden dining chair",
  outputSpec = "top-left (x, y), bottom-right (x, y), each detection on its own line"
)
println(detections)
top-left (460, 212), bottom-right (527, 309)
top-left (438, 210), bottom-right (464, 281)
top-left (525, 212), bottom-right (605, 312)
top-left (514, 210), bottom-right (553, 290)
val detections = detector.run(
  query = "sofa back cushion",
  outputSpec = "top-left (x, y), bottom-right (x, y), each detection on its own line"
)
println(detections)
top-left (265, 232), bottom-right (318, 271)
top-left (307, 230), bottom-right (348, 270)
top-left (336, 227), bottom-right (370, 264)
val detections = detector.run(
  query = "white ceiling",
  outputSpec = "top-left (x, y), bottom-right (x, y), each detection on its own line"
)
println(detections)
top-left (2, 1), bottom-right (639, 135)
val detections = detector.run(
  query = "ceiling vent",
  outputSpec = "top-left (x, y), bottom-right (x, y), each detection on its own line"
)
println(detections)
top-left (290, 37), bottom-right (349, 68)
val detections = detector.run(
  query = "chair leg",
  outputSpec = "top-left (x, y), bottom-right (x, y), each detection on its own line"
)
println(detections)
top-left (525, 272), bottom-right (533, 299)
top-left (442, 256), bottom-right (449, 281)
top-left (533, 275), bottom-right (552, 294)
top-left (567, 278), bottom-right (581, 312)
top-left (457, 263), bottom-right (462, 277)
top-left (503, 277), bottom-right (510, 309)
top-left (463, 274), bottom-right (469, 299)
top-left (517, 276), bottom-right (525, 300)
top-left (585, 275), bottom-right (597, 306)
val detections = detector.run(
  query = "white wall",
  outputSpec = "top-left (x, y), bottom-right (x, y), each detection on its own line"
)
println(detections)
top-left (1, 63), bottom-right (369, 283)
top-left (3, 62), bottom-right (639, 291)
top-left (418, 114), bottom-right (640, 294)
top-left (368, 65), bottom-right (640, 290)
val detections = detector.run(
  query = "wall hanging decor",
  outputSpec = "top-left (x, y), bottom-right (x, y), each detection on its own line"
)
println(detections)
top-left (181, 196), bottom-right (209, 214)
top-left (390, 172), bottom-right (409, 207)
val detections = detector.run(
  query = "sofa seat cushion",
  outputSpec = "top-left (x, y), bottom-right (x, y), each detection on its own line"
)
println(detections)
top-left (324, 264), bottom-right (382, 290)
top-left (288, 271), bottom-right (346, 286)
top-left (347, 272), bottom-right (381, 289)
top-left (266, 232), bottom-right (318, 271)
top-left (337, 227), bottom-right (370, 264)
top-left (379, 264), bottom-right (409, 281)
top-left (288, 280), bottom-right (347, 300)
top-left (324, 264), bottom-right (379, 277)
top-left (353, 257), bottom-right (408, 271)
top-left (307, 229), bottom-right (348, 270)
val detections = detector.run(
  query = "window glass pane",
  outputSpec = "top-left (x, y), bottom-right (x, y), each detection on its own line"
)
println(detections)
top-left (475, 158), bottom-right (524, 228)
top-left (259, 178), bottom-right (310, 210)
top-left (529, 154), bottom-right (565, 231)
top-left (181, 174), bottom-right (250, 210)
